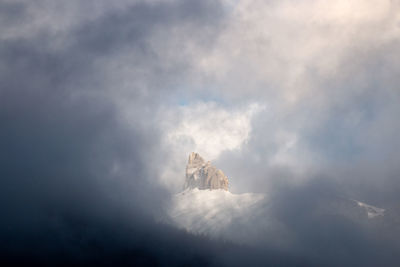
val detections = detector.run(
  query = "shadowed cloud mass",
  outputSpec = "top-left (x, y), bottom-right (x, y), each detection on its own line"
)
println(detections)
top-left (1, 0), bottom-right (400, 266)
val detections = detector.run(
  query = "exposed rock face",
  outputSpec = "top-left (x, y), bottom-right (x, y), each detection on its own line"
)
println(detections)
top-left (184, 152), bottom-right (229, 191)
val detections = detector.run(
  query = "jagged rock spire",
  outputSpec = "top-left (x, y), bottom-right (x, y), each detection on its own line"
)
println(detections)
top-left (184, 152), bottom-right (229, 191)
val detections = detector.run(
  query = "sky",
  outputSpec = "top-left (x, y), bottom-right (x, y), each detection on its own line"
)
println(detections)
top-left (1, 0), bottom-right (400, 266)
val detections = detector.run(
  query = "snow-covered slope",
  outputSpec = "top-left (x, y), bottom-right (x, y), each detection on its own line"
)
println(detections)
top-left (353, 200), bottom-right (385, 218)
top-left (168, 188), bottom-right (265, 237)
top-left (165, 187), bottom-right (391, 249)
top-left (166, 153), bottom-right (388, 245)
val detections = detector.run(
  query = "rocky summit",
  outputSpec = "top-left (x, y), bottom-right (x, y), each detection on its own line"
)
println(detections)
top-left (184, 152), bottom-right (229, 191)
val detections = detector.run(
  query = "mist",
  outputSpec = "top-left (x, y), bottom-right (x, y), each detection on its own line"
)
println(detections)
top-left (1, 0), bottom-right (400, 266)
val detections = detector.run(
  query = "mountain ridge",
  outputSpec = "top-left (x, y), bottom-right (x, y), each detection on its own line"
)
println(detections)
top-left (184, 152), bottom-right (229, 191)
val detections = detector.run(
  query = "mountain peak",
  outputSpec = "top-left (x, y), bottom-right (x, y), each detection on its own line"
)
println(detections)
top-left (184, 152), bottom-right (229, 191)
top-left (188, 152), bottom-right (205, 165)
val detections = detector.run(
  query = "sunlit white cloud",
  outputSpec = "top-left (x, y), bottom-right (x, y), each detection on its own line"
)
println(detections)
top-left (167, 102), bottom-right (263, 159)
top-left (196, 0), bottom-right (400, 104)
top-left (158, 102), bottom-right (264, 191)
top-left (188, 0), bottom-right (400, 189)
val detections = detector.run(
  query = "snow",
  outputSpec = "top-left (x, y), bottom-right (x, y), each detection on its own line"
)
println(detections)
top-left (354, 200), bottom-right (385, 218)
top-left (168, 188), bottom-right (265, 236)
top-left (165, 189), bottom-right (387, 245)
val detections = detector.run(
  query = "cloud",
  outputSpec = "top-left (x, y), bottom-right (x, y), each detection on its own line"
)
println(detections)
top-left (1, 0), bottom-right (400, 265)
top-left (166, 102), bottom-right (263, 159)
top-left (159, 102), bottom-right (263, 192)
top-left (0, 1), bottom-right (272, 265)
top-left (185, 0), bottom-right (400, 194)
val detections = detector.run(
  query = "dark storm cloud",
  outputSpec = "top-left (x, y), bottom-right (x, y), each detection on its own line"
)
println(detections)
top-left (0, 1), bottom-right (26, 25)
top-left (264, 177), bottom-right (400, 267)
top-left (2, 0), bottom-right (400, 266)
top-left (0, 0), bottom-right (269, 265)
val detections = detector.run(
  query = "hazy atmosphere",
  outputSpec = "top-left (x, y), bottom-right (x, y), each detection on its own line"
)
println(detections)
top-left (1, 0), bottom-right (400, 266)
